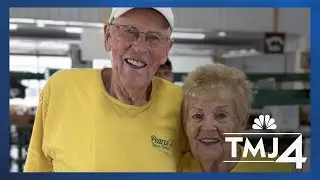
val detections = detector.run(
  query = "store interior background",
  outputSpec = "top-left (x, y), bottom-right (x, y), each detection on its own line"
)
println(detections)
top-left (9, 8), bottom-right (310, 172)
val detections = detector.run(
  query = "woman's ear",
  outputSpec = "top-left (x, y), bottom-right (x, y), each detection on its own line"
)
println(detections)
top-left (104, 24), bottom-right (112, 52)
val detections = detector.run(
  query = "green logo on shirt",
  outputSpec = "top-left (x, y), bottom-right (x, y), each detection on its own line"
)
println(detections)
top-left (151, 135), bottom-right (172, 151)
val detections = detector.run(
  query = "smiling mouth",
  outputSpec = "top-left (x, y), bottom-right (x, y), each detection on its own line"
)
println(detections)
top-left (199, 138), bottom-right (220, 146)
top-left (125, 58), bottom-right (147, 69)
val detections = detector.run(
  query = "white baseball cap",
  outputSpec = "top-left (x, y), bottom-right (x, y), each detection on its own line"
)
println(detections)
top-left (108, 8), bottom-right (174, 30)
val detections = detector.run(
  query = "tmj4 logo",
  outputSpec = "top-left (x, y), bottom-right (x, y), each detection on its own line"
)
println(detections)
top-left (224, 115), bottom-right (307, 169)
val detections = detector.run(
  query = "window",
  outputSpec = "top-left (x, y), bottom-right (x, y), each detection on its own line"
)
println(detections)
top-left (38, 56), bottom-right (71, 72)
top-left (10, 55), bottom-right (71, 73)
top-left (10, 55), bottom-right (71, 106)
top-left (9, 56), bottom-right (39, 73)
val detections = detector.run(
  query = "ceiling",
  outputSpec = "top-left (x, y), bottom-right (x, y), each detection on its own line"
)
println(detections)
top-left (10, 8), bottom-right (308, 58)
top-left (10, 8), bottom-right (309, 36)
top-left (13, 8), bottom-right (307, 58)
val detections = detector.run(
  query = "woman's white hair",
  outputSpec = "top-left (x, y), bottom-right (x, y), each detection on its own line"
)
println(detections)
top-left (183, 63), bottom-right (253, 126)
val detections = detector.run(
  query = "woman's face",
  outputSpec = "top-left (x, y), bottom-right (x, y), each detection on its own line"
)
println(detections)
top-left (184, 90), bottom-right (243, 162)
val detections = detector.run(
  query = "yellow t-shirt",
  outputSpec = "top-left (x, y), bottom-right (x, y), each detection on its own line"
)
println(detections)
top-left (24, 69), bottom-right (185, 172)
top-left (178, 152), bottom-right (294, 172)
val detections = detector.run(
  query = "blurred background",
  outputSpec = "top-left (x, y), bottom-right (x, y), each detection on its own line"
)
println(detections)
top-left (9, 8), bottom-right (310, 172)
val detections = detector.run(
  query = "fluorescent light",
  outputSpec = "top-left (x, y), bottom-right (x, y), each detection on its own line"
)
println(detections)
top-left (218, 32), bottom-right (226, 37)
top-left (10, 39), bottom-right (70, 50)
top-left (10, 18), bottom-right (36, 24)
top-left (9, 24), bottom-right (18, 30)
top-left (38, 41), bottom-right (69, 50)
top-left (37, 20), bottom-right (67, 26)
top-left (68, 21), bottom-right (104, 28)
top-left (86, 22), bottom-right (104, 28)
top-left (174, 27), bottom-right (205, 33)
top-left (9, 18), bottom-right (105, 29)
top-left (65, 27), bottom-right (83, 34)
top-left (171, 32), bottom-right (205, 39)
top-left (170, 48), bottom-right (212, 56)
top-left (10, 40), bottom-right (35, 49)
top-left (36, 20), bottom-right (45, 28)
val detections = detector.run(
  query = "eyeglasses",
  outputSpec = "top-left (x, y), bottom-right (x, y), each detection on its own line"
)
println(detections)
top-left (110, 23), bottom-right (170, 48)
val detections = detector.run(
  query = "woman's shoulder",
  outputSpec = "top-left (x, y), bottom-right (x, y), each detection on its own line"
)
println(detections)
top-left (177, 152), bottom-right (202, 172)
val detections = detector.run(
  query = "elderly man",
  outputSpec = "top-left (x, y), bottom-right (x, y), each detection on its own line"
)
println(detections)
top-left (24, 8), bottom-right (186, 172)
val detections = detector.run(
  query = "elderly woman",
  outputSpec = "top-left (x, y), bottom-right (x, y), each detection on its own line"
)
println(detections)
top-left (24, 8), bottom-right (188, 172)
top-left (178, 64), bottom-right (294, 172)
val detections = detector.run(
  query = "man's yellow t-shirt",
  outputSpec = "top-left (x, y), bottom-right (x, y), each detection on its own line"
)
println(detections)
top-left (24, 69), bottom-right (185, 172)
top-left (178, 152), bottom-right (294, 172)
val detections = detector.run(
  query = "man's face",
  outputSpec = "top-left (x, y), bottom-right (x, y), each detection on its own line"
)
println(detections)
top-left (155, 69), bottom-right (173, 82)
top-left (104, 9), bottom-right (173, 89)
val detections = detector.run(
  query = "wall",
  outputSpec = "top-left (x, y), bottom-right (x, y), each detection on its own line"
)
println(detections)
top-left (278, 8), bottom-right (310, 36)
top-left (81, 29), bottom-right (108, 61)
top-left (223, 8), bottom-right (274, 32)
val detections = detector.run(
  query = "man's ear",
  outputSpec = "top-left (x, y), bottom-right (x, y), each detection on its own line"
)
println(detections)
top-left (168, 39), bottom-right (173, 51)
top-left (104, 24), bottom-right (112, 52)
top-left (160, 58), bottom-right (167, 65)
top-left (166, 39), bottom-right (173, 56)
top-left (161, 40), bottom-right (173, 65)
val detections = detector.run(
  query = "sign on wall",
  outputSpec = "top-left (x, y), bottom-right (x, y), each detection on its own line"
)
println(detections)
top-left (264, 32), bottom-right (286, 54)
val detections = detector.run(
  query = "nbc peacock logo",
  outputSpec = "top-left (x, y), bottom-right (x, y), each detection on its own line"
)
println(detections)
top-left (252, 115), bottom-right (277, 130)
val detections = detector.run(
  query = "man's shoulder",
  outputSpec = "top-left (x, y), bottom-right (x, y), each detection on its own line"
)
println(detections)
top-left (49, 68), bottom-right (99, 83)
top-left (48, 69), bottom-right (99, 85)
top-left (42, 68), bottom-right (100, 97)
